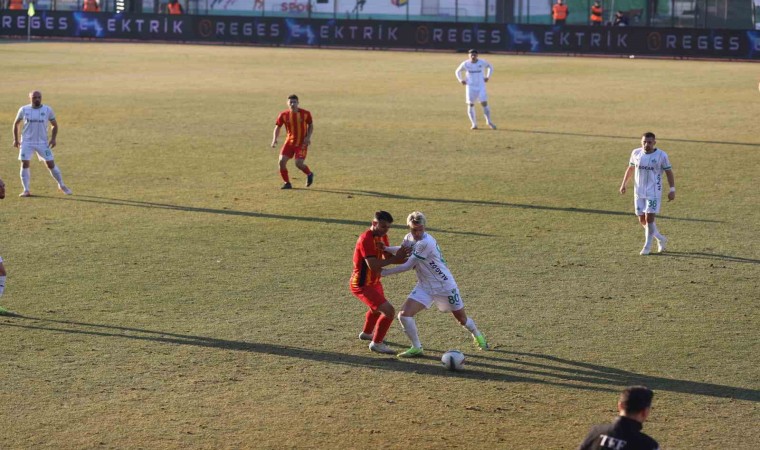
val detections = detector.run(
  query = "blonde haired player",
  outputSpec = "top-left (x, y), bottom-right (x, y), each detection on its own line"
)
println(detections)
top-left (455, 49), bottom-right (496, 130)
top-left (382, 211), bottom-right (489, 358)
top-left (620, 132), bottom-right (675, 255)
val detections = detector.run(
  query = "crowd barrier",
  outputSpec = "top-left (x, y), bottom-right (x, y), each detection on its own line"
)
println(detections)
top-left (2, 11), bottom-right (758, 59)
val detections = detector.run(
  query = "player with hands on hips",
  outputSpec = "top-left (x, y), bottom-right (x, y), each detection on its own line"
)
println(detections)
top-left (455, 49), bottom-right (496, 130)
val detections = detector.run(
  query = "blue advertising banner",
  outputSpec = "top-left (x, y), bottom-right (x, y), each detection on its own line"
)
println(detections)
top-left (2, 11), bottom-right (759, 60)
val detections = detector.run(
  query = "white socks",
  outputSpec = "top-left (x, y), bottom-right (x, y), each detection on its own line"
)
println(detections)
top-left (483, 106), bottom-right (492, 124)
top-left (643, 222), bottom-right (664, 248)
top-left (650, 222), bottom-right (664, 241)
top-left (49, 166), bottom-right (64, 187)
top-left (20, 166), bottom-right (66, 191)
top-left (20, 168), bottom-right (30, 191)
top-left (463, 317), bottom-right (481, 337)
top-left (0, 276), bottom-right (5, 297)
top-left (467, 106), bottom-right (477, 127)
top-left (399, 314), bottom-right (422, 349)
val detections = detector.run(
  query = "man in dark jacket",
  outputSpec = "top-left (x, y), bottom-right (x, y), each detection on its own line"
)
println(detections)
top-left (577, 386), bottom-right (660, 450)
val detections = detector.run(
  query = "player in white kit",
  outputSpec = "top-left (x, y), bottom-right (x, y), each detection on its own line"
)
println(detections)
top-left (619, 132), bottom-right (675, 255)
top-left (455, 49), bottom-right (496, 130)
top-left (382, 211), bottom-right (489, 358)
top-left (12, 91), bottom-right (72, 197)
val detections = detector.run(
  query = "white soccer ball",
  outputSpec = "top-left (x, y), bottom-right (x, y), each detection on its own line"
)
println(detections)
top-left (441, 350), bottom-right (466, 371)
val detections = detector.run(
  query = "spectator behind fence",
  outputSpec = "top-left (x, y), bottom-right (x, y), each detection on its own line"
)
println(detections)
top-left (590, 0), bottom-right (603, 26)
top-left (613, 11), bottom-right (629, 26)
top-left (552, 0), bottom-right (569, 25)
top-left (83, 0), bottom-right (100, 11)
top-left (167, 0), bottom-right (183, 14)
top-left (9, 0), bottom-right (23, 10)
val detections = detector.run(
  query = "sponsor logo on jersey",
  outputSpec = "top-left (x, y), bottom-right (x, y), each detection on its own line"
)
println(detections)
top-left (427, 260), bottom-right (449, 281)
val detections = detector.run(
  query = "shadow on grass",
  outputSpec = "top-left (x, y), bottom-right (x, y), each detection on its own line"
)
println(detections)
top-left (655, 251), bottom-right (760, 264)
top-left (310, 189), bottom-right (722, 224)
top-left (506, 129), bottom-right (760, 148)
top-left (46, 195), bottom-right (494, 237)
top-left (481, 350), bottom-right (760, 402)
top-left (3, 316), bottom-right (757, 401)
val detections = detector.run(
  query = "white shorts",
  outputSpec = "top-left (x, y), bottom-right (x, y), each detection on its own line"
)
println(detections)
top-left (19, 143), bottom-right (54, 162)
top-left (466, 86), bottom-right (488, 104)
top-left (635, 197), bottom-right (661, 215)
top-left (407, 284), bottom-right (464, 312)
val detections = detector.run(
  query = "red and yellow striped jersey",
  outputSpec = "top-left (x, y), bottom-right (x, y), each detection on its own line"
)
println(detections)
top-left (275, 108), bottom-right (312, 147)
top-left (350, 229), bottom-right (389, 288)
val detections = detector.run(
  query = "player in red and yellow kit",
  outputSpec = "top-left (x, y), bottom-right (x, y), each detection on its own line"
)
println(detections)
top-left (271, 94), bottom-right (314, 189)
top-left (350, 211), bottom-right (411, 354)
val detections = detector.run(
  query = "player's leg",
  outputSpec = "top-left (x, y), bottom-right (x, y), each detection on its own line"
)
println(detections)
top-left (396, 296), bottom-right (427, 357)
top-left (451, 309), bottom-right (489, 350)
top-left (647, 199), bottom-right (666, 252)
top-left (444, 288), bottom-right (489, 350)
top-left (294, 147), bottom-right (313, 187)
top-left (635, 198), bottom-right (651, 255)
top-left (0, 257), bottom-right (12, 316)
top-left (466, 88), bottom-right (478, 129)
top-left (278, 150), bottom-right (292, 189)
top-left (19, 145), bottom-right (31, 196)
top-left (352, 285), bottom-right (395, 354)
top-left (359, 309), bottom-right (380, 341)
top-left (44, 158), bottom-right (72, 195)
top-left (480, 98), bottom-right (496, 129)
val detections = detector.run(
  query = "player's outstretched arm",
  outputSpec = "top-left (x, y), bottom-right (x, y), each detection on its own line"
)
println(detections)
top-left (382, 256), bottom-right (416, 277)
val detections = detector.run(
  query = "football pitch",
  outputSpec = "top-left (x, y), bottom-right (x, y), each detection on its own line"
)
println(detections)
top-left (0, 42), bottom-right (758, 449)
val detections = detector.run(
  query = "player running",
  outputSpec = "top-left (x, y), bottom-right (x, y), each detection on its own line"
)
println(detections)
top-left (382, 211), bottom-right (489, 358)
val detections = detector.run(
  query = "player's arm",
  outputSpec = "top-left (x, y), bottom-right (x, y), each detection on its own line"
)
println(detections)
top-left (484, 61), bottom-right (493, 82)
top-left (49, 118), bottom-right (58, 148)
top-left (665, 169), bottom-right (675, 201)
top-left (12, 118), bottom-right (22, 148)
top-left (364, 248), bottom-right (410, 273)
top-left (271, 124), bottom-right (282, 148)
top-left (455, 62), bottom-right (466, 84)
top-left (619, 165), bottom-right (634, 194)
top-left (381, 256), bottom-right (417, 277)
top-left (303, 121), bottom-right (313, 147)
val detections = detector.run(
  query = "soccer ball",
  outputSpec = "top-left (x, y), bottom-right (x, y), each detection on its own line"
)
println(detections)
top-left (441, 350), bottom-right (466, 371)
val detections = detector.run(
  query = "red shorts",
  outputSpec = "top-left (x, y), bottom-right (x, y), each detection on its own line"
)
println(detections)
top-left (350, 284), bottom-right (387, 311)
top-left (280, 142), bottom-right (308, 160)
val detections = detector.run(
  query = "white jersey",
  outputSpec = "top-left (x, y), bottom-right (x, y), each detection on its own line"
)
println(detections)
top-left (384, 232), bottom-right (457, 294)
top-left (629, 147), bottom-right (672, 199)
top-left (455, 59), bottom-right (493, 88)
top-left (15, 104), bottom-right (55, 145)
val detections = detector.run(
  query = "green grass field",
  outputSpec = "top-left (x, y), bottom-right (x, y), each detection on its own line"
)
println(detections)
top-left (0, 42), bottom-right (758, 449)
